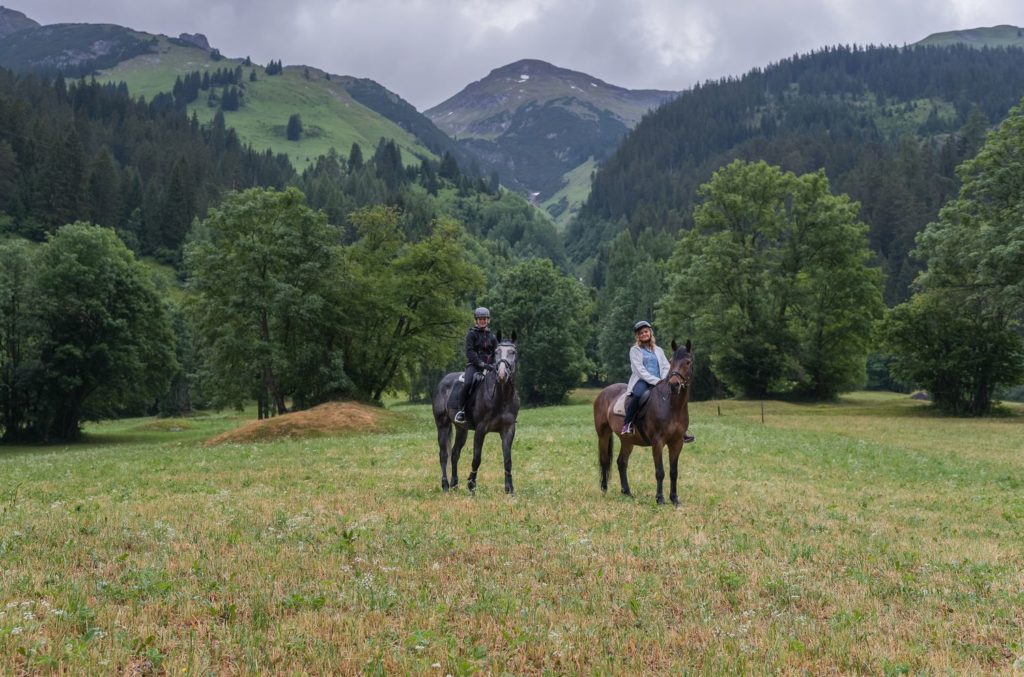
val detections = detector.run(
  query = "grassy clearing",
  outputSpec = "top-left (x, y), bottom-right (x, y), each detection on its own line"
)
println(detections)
top-left (541, 156), bottom-right (597, 230)
top-left (1, 393), bottom-right (1022, 673)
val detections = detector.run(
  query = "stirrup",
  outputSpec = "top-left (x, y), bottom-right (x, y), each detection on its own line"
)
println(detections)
top-left (620, 423), bottom-right (632, 435)
top-left (454, 410), bottom-right (466, 423)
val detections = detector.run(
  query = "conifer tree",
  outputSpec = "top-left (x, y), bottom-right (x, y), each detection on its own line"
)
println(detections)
top-left (286, 113), bottom-right (303, 141)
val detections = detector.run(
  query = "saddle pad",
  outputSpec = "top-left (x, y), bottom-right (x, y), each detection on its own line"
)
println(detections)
top-left (613, 391), bottom-right (628, 416)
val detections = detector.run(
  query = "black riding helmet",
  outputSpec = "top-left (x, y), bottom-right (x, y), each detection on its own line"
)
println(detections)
top-left (633, 320), bottom-right (652, 333)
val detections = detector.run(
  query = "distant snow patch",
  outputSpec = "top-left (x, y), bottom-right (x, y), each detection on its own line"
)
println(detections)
top-left (518, 74), bottom-right (530, 82)
top-left (590, 82), bottom-right (598, 87)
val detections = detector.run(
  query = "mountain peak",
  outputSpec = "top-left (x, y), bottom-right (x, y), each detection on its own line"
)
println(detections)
top-left (0, 6), bottom-right (40, 38)
top-left (425, 59), bottom-right (678, 224)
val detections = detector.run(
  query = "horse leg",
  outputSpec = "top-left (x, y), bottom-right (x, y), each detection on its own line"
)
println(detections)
top-left (436, 420), bottom-right (451, 491)
top-left (450, 427), bottom-right (469, 490)
top-left (501, 423), bottom-right (516, 495)
top-left (617, 441), bottom-right (634, 497)
top-left (652, 443), bottom-right (666, 505)
top-left (467, 430), bottom-right (486, 494)
top-left (668, 440), bottom-right (684, 506)
top-left (598, 428), bottom-right (613, 493)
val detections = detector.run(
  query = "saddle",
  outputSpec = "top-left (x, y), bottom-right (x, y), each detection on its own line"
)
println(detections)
top-left (614, 388), bottom-right (654, 442)
top-left (613, 388), bottom-right (653, 418)
top-left (447, 372), bottom-right (485, 427)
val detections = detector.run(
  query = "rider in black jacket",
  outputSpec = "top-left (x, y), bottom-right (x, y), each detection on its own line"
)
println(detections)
top-left (455, 307), bottom-right (498, 423)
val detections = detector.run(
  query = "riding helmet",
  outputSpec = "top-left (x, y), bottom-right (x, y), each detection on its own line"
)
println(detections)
top-left (474, 307), bottom-right (491, 319)
top-left (633, 320), bottom-right (652, 333)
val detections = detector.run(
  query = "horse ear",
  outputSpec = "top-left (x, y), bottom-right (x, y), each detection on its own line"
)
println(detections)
top-left (671, 339), bottom-right (678, 352)
top-left (511, 331), bottom-right (517, 344)
top-left (496, 330), bottom-right (502, 342)
top-left (686, 339), bottom-right (692, 352)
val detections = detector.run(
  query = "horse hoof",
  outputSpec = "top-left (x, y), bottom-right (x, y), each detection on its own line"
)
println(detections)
top-left (671, 496), bottom-right (680, 507)
top-left (656, 495), bottom-right (665, 505)
top-left (621, 489), bottom-right (633, 498)
top-left (441, 479), bottom-right (450, 492)
top-left (505, 485), bottom-right (515, 495)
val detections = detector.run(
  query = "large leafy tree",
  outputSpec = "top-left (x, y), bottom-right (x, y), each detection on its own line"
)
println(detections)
top-left (482, 258), bottom-right (593, 405)
top-left (883, 97), bottom-right (1024, 414)
top-left (186, 187), bottom-right (350, 416)
top-left (342, 206), bottom-right (483, 401)
top-left (660, 160), bottom-right (883, 398)
top-left (33, 224), bottom-right (176, 440)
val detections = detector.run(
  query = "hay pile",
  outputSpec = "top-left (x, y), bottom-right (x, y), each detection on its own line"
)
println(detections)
top-left (205, 401), bottom-right (387, 446)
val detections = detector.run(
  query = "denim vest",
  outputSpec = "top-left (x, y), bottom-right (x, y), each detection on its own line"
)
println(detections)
top-left (641, 347), bottom-right (660, 378)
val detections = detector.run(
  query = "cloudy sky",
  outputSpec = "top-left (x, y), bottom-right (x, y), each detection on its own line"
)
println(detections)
top-left (12, 0), bottom-right (1024, 110)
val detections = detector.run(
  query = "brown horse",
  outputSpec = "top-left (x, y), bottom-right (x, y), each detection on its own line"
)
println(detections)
top-left (593, 340), bottom-right (694, 505)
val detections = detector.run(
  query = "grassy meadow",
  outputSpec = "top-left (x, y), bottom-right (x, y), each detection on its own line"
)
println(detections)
top-left (1, 392), bottom-right (1022, 674)
top-left (97, 38), bottom-right (432, 170)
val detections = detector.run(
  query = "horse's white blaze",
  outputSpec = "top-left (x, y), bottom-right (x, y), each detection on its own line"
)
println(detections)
top-left (498, 362), bottom-right (509, 381)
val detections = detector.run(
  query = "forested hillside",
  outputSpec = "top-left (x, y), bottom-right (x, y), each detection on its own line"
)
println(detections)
top-left (0, 70), bottom-right (294, 258)
top-left (569, 44), bottom-right (1024, 304)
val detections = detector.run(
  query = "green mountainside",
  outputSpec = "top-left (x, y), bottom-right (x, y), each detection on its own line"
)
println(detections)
top-left (0, 15), bottom-right (475, 172)
top-left (426, 59), bottom-right (676, 227)
top-left (915, 24), bottom-right (1024, 48)
top-left (96, 39), bottom-right (434, 169)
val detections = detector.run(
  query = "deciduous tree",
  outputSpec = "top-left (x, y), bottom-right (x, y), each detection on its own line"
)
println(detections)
top-left (185, 187), bottom-right (349, 417)
top-left (660, 160), bottom-right (883, 398)
top-left (483, 258), bottom-right (592, 405)
top-left (33, 224), bottom-right (176, 440)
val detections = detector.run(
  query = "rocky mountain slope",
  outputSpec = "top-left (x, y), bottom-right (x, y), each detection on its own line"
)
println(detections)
top-left (427, 59), bottom-right (676, 225)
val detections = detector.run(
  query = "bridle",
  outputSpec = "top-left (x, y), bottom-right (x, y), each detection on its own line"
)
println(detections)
top-left (668, 354), bottom-right (692, 394)
top-left (494, 343), bottom-right (517, 383)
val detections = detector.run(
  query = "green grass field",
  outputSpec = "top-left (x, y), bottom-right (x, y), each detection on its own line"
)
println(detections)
top-left (1, 392), bottom-right (1022, 674)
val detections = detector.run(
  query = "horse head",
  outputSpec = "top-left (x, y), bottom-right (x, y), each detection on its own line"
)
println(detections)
top-left (494, 331), bottom-right (518, 384)
top-left (667, 339), bottom-right (694, 394)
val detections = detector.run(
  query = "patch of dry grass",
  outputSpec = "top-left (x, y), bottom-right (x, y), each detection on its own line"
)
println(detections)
top-left (205, 401), bottom-right (389, 446)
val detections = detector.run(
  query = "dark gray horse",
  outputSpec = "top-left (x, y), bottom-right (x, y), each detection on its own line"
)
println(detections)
top-left (432, 335), bottom-right (519, 494)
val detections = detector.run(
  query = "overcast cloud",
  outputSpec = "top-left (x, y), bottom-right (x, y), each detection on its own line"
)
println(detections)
top-left (12, 0), bottom-right (1024, 110)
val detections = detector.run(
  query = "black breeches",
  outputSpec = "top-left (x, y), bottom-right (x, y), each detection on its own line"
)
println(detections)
top-left (459, 365), bottom-right (484, 409)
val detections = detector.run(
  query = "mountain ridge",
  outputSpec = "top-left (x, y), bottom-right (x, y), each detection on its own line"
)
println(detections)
top-left (915, 24), bottom-right (1024, 49)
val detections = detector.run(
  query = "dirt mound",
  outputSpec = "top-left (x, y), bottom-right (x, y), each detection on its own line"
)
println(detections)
top-left (205, 401), bottom-right (387, 446)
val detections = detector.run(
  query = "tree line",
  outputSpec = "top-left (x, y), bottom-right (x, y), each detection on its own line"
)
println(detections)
top-left (2, 49), bottom-right (1022, 442)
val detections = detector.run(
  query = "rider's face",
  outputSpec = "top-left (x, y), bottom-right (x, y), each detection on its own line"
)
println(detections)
top-left (476, 316), bottom-right (490, 329)
top-left (637, 328), bottom-right (652, 342)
